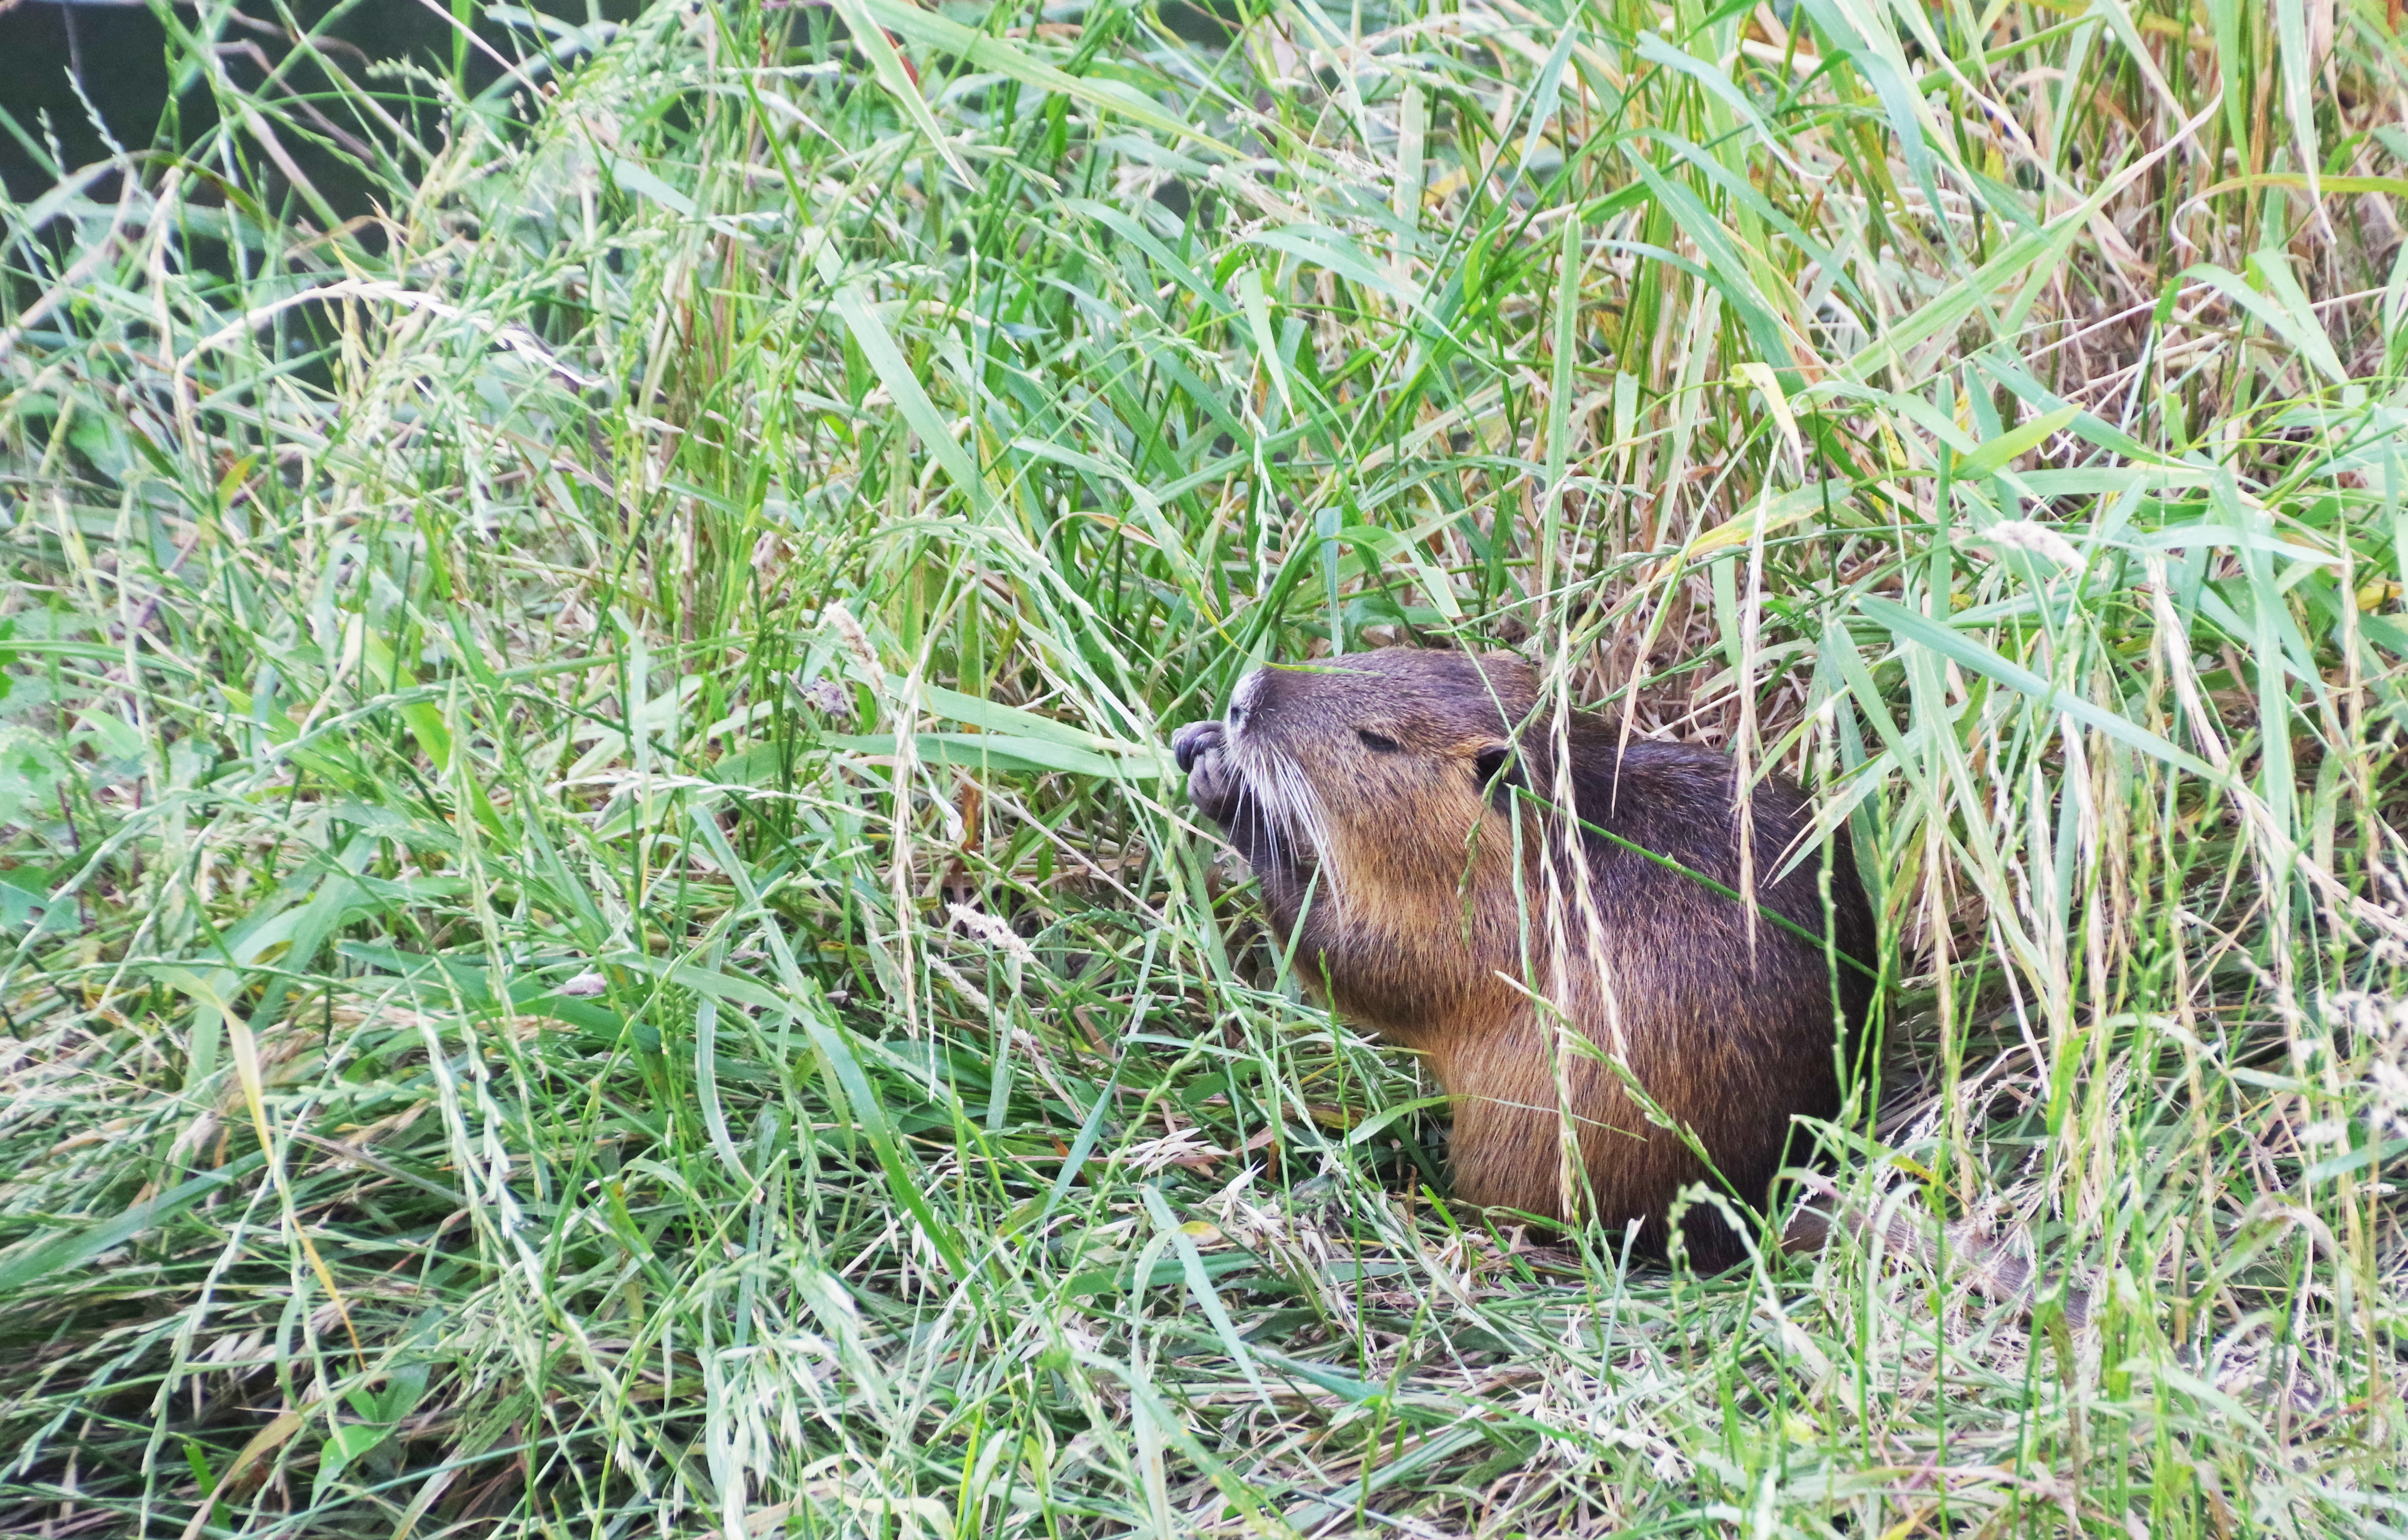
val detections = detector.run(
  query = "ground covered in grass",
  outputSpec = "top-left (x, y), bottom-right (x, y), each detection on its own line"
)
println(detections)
top-left (4, 0), bottom-right (2407, 1533)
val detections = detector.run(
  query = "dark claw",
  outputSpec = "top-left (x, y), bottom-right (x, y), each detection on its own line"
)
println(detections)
top-left (1172, 720), bottom-right (1223, 773)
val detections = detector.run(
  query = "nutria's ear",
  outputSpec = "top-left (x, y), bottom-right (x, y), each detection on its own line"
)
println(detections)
top-left (1472, 741), bottom-right (1518, 795)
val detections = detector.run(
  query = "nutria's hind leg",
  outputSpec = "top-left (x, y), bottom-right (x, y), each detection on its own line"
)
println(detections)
top-left (1670, 1191), bottom-right (1756, 1273)
top-left (1665, 1108), bottom-right (1827, 1272)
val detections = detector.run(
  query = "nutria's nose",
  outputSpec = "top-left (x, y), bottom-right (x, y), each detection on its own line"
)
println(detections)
top-left (1171, 720), bottom-right (1222, 772)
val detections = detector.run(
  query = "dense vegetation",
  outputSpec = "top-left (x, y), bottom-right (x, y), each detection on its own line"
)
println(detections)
top-left (3, 0), bottom-right (2405, 1533)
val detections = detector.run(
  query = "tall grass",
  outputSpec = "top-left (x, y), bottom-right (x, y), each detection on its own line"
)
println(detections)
top-left (2, 0), bottom-right (2404, 1533)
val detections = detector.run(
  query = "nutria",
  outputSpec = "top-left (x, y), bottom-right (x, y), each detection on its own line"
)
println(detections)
top-left (1172, 647), bottom-right (1875, 1270)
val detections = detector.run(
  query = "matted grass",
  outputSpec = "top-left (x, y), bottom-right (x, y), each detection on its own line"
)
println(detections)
top-left (3, 0), bottom-right (2405, 1533)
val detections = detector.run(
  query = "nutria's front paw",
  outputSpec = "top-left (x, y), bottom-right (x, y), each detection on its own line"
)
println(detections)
top-left (1172, 720), bottom-right (1240, 825)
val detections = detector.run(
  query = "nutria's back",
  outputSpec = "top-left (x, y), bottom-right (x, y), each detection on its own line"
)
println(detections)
top-left (1172, 648), bottom-right (1874, 1268)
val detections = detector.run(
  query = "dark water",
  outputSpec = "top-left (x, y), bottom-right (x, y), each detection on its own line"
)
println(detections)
top-left (0, 1), bottom-right (637, 211)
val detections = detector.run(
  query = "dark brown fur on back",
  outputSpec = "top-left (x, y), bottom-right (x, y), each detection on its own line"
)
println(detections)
top-left (1172, 648), bottom-right (1874, 1270)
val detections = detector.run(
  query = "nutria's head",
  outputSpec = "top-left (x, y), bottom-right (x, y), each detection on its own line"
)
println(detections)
top-left (1171, 648), bottom-right (1539, 888)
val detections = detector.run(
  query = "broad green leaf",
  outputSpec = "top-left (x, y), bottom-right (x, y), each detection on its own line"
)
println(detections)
top-left (858, 0), bottom-right (1237, 158)
top-left (827, 733), bottom-right (1161, 779)
top-left (1860, 596), bottom-right (2231, 788)
top-left (1956, 404), bottom-right (2079, 477)
top-left (826, 0), bottom-right (973, 186)
top-left (0, 1154), bottom-right (267, 1296)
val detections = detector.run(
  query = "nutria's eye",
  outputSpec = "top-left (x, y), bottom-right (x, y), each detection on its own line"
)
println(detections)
top-left (1357, 730), bottom-right (1402, 753)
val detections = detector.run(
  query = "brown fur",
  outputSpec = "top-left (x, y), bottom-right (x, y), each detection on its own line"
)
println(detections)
top-left (1172, 648), bottom-right (1875, 1271)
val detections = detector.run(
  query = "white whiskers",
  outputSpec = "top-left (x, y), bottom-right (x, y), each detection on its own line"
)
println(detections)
top-left (1230, 734), bottom-right (1340, 894)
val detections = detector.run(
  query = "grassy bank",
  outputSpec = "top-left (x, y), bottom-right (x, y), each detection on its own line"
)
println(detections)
top-left (3, 0), bottom-right (2405, 1533)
